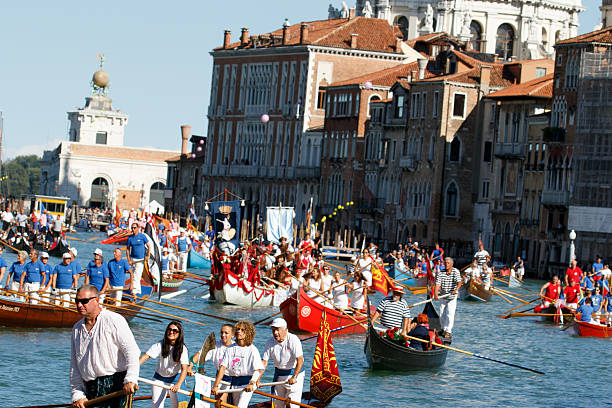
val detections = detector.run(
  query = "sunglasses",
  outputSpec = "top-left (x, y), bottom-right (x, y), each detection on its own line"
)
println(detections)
top-left (166, 328), bottom-right (180, 334)
top-left (75, 296), bottom-right (97, 305)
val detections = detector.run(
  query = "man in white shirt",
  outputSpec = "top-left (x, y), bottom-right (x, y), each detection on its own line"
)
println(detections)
top-left (70, 284), bottom-right (140, 408)
top-left (259, 318), bottom-right (304, 408)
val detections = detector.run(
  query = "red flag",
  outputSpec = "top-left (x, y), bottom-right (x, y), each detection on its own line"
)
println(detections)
top-left (369, 256), bottom-right (393, 296)
top-left (114, 204), bottom-right (121, 225)
top-left (310, 311), bottom-right (342, 404)
top-left (425, 254), bottom-right (435, 285)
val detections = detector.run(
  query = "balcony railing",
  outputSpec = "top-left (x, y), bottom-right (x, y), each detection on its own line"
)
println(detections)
top-left (399, 155), bottom-right (415, 170)
top-left (494, 142), bottom-right (525, 159)
top-left (294, 167), bottom-right (321, 179)
top-left (541, 190), bottom-right (570, 206)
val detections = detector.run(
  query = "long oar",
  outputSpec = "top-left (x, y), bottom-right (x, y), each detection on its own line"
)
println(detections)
top-left (409, 294), bottom-right (451, 308)
top-left (493, 289), bottom-right (529, 304)
top-left (138, 377), bottom-right (238, 408)
top-left (13, 395), bottom-right (154, 408)
top-left (491, 288), bottom-right (513, 304)
top-left (397, 331), bottom-right (545, 374)
top-left (116, 296), bottom-right (207, 327)
top-left (302, 319), bottom-right (364, 341)
top-left (128, 293), bottom-right (238, 324)
top-left (217, 381), bottom-right (287, 394)
top-left (253, 310), bottom-right (282, 325)
top-left (66, 236), bottom-right (89, 243)
top-left (504, 312), bottom-right (575, 318)
top-left (0, 238), bottom-right (20, 253)
top-left (498, 298), bottom-right (541, 318)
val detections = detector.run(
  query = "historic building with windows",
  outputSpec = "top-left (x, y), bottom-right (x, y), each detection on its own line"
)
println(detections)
top-left (343, 0), bottom-right (583, 60)
top-left (40, 67), bottom-right (178, 211)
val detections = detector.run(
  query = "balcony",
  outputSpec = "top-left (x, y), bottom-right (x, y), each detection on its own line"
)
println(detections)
top-left (494, 142), bottom-right (525, 159)
top-left (229, 165), bottom-right (260, 177)
top-left (491, 198), bottom-right (520, 215)
top-left (294, 167), bottom-right (321, 179)
top-left (541, 190), bottom-right (570, 206)
top-left (399, 155), bottom-right (415, 170)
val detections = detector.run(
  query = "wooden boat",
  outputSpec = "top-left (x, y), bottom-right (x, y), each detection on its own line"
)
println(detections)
top-left (188, 248), bottom-right (211, 269)
top-left (13, 238), bottom-right (33, 253)
top-left (211, 275), bottom-right (275, 307)
top-left (537, 304), bottom-right (575, 324)
top-left (100, 230), bottom-right (130, 245)
top-left (574, 320), bottom-right (611, 338)
top-left (47, 238), bottom-right (70, 258)
top-left (280, 287), bottom-right (373, 335)
top-left (161, 274), bottom-right (185, 293)
top-left (508, 274), bottom-right (522, 288)
top-left (459, 279), bottom-right (493, 302)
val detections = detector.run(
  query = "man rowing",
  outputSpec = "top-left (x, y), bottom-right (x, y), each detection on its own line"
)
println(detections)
top-left (53, 252), bottom-right (78, 307)
top-left (107, 248), bottom-right (133, 306)
top-left (539, 275), bottom-right (561, 307)
top-left (371, 286), bottom-right (411, 337)
top-left (126, 224), bottom-right (151, 295)
top-left (19, 249), bottom-right (44, 304)
top-left (85, 249), bottom-right (110, 303)
top-left (70, 284), bottom-right (140, 408)
top-left (434, 257), bottom-right (462, 340)
top-left (565, 259), bottom-right (583, 286)
top-left (259, 318), bottom-right (304, 408)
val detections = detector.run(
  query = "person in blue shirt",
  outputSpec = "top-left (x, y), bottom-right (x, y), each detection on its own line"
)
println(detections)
top-left (591, 286), bottom-right (604, 314)
top-left (0, 245), bottom-right (8, 287)
top-left (581, 274), bottom-right (595, 291)
top-left (85, 249), bottom-right (110, 301)
top-left (126, 224), bottom-right (151, 295)
top-left (20, 249), bottom-right (44, 304)
top-left (431, 243), bottom-right (444, 264)
top-left (6, 250), bottom-right (28, 295)
top-left (52, 252), bottom-right (78, 307)
top-left (40, 252), bottom-right (53, 292)
top-left (175, 228), bottom-right (191, 272)
top-left (577, 297), bottom-right (597, 324)
top-left (205, 225), bottom-right (215, 244)
top-left (107, 247), bottom-right (133, 306)
top-left (68, 247), bottom-right (82, 287)
top-left (603, 292), bottom-right (612, 326)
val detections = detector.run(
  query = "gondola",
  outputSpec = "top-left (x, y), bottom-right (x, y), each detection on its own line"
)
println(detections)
top-left (47, 238), bottom-right (70, 258)
top-left (459, 278), bottom-right (493, 302)
top-left (100, 230), bottom-right (130, 245)
top-left (12, 237), bottom-right (33, 253)
top-left (364, 299), bottom-right (448, 370)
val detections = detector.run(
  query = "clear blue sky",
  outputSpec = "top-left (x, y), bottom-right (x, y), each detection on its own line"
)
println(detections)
top-left (0, 0), bottom-right (601, 159)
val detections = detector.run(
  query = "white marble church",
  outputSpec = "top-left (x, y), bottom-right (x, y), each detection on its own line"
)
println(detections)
top-left (40, 64), bottom-right (179, 211)
top-left (330, 0), bottom-right (583, 59)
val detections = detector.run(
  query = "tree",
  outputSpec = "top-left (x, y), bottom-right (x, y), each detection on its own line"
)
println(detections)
top-left (2, 155), bottom-right (41, 197)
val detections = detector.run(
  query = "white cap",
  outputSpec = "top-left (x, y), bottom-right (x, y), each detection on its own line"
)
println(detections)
top-left (270, 318), bottom-right (287, 328)
top-left (162, 247), bottom-right (169, 253)
top-left (70, 247), bottom-right (78, 257)
top-left (414, 242), bottom-right (419, 246)
top-left (179, 228), bottom-right (185, 233)
top-left (62, 252), bottom-right (72, 259)
top-left (93, 248), bottom-right (103, 256)
top-left (41, 252), bottom-right (49, 258)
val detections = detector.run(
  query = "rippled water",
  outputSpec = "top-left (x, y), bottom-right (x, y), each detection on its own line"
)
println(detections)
top-left (1, 232), bottom-right (611, 407)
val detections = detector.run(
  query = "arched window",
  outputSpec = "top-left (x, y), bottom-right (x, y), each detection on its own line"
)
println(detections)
top-left (367, 94), bottom-right (381, 117)
top-left (397, 16), bottom-right (409, 40)
top-left (449, 137), bottom-right (461, 162)
top-left (541, 27), bottom-right (548, 49)
top-left (470, 21), bottom-right (483, 52)
top-left (496, 24), bottom-right (515, 60)
top-left (445, 182), bottom-right (458, 217)
top-left (90, 177), bottom-right (110, 209)
top-left (150, 182), bottom-right (165, 204)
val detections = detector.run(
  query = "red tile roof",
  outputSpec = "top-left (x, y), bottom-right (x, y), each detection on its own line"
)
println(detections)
top-left (328, 60), bottom-right (435, 87)
top-left (556, 26), bottom-right (612, 45)
top-left (215, 17), bottom-right (403, 53)
top-left (487, 73), bottom-right (554, 99)
top-left (405, 32), bottom-right (448, 47)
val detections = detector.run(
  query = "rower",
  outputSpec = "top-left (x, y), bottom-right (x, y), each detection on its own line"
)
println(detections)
top-left (188, 324), bottom-right (235, 377)
top-left (19, 249), bottom-right (44, 304)
top-left (259, 318), bottom-right (304, 408)
top-left (407, 314), bottom-right (431, 350)
top-left (40, 252), bottom-right (53, 293)
top-left (464, 259), bottom-right (480, 284)
top-left (565, 259), bottom-right (583, 287)
top-left (126, 224), bottom-right (151, 295)
top-left (0, 245), bottom-right (8, 287)
top-left (434, 257), bottom-right (462, 340)
top-left (176, 228), bottom-right (191, 273)
top-left (107, 247), bottom-right (133, 306)
top-left (161, 247), bottom-right (177, 279)
top-left (473, 242), bottom-right (490, 272)
top-left (563, 280), bottom-right (581, 310)
top-left (371, 286), bottom-right (411, 337)
top-left (85, 249), bottom-right (110, 302)
top-left (52, 252), bottom-right (78, 307)
top-left (539, 275), bottom-right (561, 307)
top-left (576, 297), bottom-right (598, 324)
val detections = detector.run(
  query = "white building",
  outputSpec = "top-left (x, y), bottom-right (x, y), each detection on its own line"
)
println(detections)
top-left (345, 0), bottom-right (583, 59)
top-left (40, 68), bottom-right (178, 211)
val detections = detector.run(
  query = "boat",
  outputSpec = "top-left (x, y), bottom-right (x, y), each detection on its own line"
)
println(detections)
top-left (279, 287), bottom-right (373, 335)
top-left (161, 273), bottom-right (185, 293)
top-left (574, 320), bottom-right (611, 338)
top-left (459, 279), bottom-right (493, 302)
top-left (100, 230), bottom-right (130, 245)
top-left (508, 274), bottom-right (522, 288)
top-left (13, 238), bottom-right (33, 253)
top-left (536, 304), bottom-right (575, 324)
top-left (364, 303), bottom-right (448, 371)
top-left (47, 238), bottom-right (70, 258)
top-left (188, 247), bottom-right (211, 269)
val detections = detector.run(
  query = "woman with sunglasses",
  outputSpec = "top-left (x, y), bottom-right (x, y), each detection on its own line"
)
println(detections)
top-left (139, 321), bottom-right (189, 408)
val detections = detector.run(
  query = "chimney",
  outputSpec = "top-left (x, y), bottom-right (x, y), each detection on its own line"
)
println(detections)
top-left (223, 30), bottom-right (231, 49)
top-left (350, 33), bottom-right (359, 49)
top-left (411, 71), bottom-right (417, 81)
top-left (240, 28), bottom-right (249, 46)
top-left (181, 125), bottom-right (192, 156)
top-left (480, 65), bottom-right (492, 88)
top-left (300, 23), bottom-right (309, 44)
top-left (282, 25), bottom-right (288, 45)
top-left (396, 37), bottom-right (403, 53)
top-left (349, 8), bottom-right (356, 19)
top-left (417, 58), bottom-right (428, 80)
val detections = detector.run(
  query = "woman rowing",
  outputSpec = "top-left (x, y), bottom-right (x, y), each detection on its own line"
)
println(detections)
top-left (329, 270), bottom-right (349, 313)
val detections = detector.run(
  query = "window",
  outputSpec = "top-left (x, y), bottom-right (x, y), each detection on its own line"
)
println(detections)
top-left (483, 141), bottom-right (492, 162)
top-left (395, 95), bottom-right (404, 118)
top-left (411, 93), bottom-right (420, 118)
top-left (481, 180), bottom-right (490, 199)
top-left (397, 16), bottom-right (409, 40)
top-left (452, 93), bottom-right (466, 118)
top-left (421, 92), bottom-right (427, 118)
top-left (96, 132), bottom-right (107, 145)
top-left (445, 182), bottom-right (458, 217)
top-left (433, 91), bottom-right (439, 117)
top-left (495, 24), bottom-right (515, 60)
top-left (535, 67), bottom-right (547, 78)
top-left (541, 27), bottom-right (548, 49)
top-left (449, 137), bottom-right (461, 162)
top-left (317, 87), bottom-right (326, 110)
top-left (556, 53), bottom-right (563, 66)
top-left (470, 21), bottom-right (483, 52)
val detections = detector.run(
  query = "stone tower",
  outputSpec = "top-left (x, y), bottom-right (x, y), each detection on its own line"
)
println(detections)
top-left (602, 0), bottom-right (612, 28)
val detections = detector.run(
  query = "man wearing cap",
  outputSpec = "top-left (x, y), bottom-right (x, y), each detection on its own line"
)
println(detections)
top-left (126, 224), bottom-right (151, 295)
top-left (259, 318), bottom-right (304, 408)
top-left (53, 252), bottom-right (78, 306)
top-left (371, 287), bottom-right (412, 336)
top-left (107, 248), bottom-right (133, 306)
top-left (161, 247), bottom-right (177, 278)
top-left (85, 249), bottom-right (110, 302)
top-left (176, 229), bottom-right (191, 273)
top-left (40, 252), bottom-right (53, 293)
top-left (19, 249), bottom-right (44, 304)
top-left (434, 257), bottom-right (463, 339)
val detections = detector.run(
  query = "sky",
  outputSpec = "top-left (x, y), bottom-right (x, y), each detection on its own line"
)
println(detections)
top-left (0, 0), bottom-right (602, 160)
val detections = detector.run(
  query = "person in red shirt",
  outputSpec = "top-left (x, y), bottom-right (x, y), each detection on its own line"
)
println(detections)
top-left (539, 275), bottom-right (561, 307)
top-left (563, 281), bottom-right (581, 309)
top-left (565, 260), bottom-right (583, 286)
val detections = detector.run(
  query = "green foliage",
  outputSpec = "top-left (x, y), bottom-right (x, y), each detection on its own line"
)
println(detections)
top-left (2, 155), bottom-right (41, 197)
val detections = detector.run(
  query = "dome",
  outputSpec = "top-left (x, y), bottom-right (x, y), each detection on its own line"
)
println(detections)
top-left (92, 70), bottom-right (110, 88)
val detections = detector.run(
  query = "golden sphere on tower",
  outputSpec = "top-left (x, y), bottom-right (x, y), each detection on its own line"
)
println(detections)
top-left (92, 70), bottom-right (109, 88)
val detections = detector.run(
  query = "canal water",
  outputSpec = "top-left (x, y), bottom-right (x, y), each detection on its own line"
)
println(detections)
top-left (1, 232), bottom-right (610, 407)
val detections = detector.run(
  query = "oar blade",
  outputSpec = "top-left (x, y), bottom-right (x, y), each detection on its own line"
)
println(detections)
top-left (197, 332), bottom-right (217, 375)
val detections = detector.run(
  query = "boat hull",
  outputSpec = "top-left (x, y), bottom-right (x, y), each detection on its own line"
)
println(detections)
top-left (508, 275), bottom-right (522, 288)
top-left (188, 248), bottom-right (211, 269)
top-left (161, 275), bottom-right (185, 293)
top-left (279, 287), bottom-right (372, 335)
top-left (459, 279), bottom-right (493, 302)
top-left (574, 321), bottom-right (611, 338)
top-left (212, 282), bottom-right (274, 307)
top-left (0, 295), bottom-right (81, 328)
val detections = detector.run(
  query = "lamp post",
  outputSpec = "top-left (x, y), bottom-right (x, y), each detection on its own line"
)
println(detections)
top-left (569, 229), bottom-right (576, 266)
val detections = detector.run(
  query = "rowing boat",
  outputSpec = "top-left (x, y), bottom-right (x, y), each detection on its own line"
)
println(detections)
top-left (536, 304), bottom-right (575, 324)
top-left (47, 238), bottom-right (70, 258)
top-left (364, 302), bottom-right (448, 370)
top-left (161, 274), bottom-right (185, 293)
top-left (574, 320), bottom-right (611, 338)
top-left (279, 287), bottom-right (373, 335)
top-left (459, 279), bottom-right (493, 302)
top-left (188, 247), bottom-right (211, 269)
top-left (100, 230), bottom-right (130, 245)
top-left (508, 275), bottom-right (522, 288)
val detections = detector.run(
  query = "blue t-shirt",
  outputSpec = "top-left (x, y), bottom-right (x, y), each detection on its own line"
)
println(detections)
top-left (87, 262), bottom-right (109, 291)
top-left (593, 262), bottom-right (603, 273)
top-left (107, 258), bottom-right (131, 287)
top-left (40, 263), bottom-right (52, 285)
top-left (205, 230), bottom-right (215, 241)
top-left (127, 233), bottom-right (149, 259)
top-left (9, 261), bottom-right (27, 282)
top-left (158, 234), bottom-right (167, 247)
top-left (432, 249), bottom-right (443, 260)
top-left (0, 256), bottom-right (8, 271)
top-left (107, 222), bottom-right (116, 230)
top-left (53, 263), bottom-right (76, 289)
top-left (177, 236), bottom-right (191, 252)
top-left (591, 294), bottom-right (603, 310)
top-left (606, 294), bottom-right (612, 313)
top-left (161, 255), bottom-right (170, 272)
top-left (577, 304), bottom-right (594, 322)
top-left (582, 276), bottom-right (594, 290)
top-left (24, 260), bottom-right (44, 283)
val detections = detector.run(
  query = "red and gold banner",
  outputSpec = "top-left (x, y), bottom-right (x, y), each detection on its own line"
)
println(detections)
top-left (369, 256), bottom-right (393, 295)
top-left (310, 311), bottom-right (342, 404)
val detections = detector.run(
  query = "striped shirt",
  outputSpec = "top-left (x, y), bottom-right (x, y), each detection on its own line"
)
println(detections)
top-left (436, 267), bottom-right (461, 297)
top-left (376, 296), bottom-right (411, 329)
top-left (474, 250), bottom-right (490, 265)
